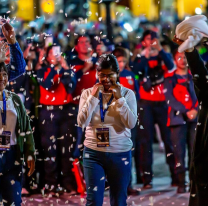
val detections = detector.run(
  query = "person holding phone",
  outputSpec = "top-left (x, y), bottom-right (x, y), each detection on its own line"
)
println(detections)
top-left (0, 19), bottom-right (26, 80)
top-left (0, 62), bottom-right (35, 206)
top-left (78, 54), bottom-right (137, 205)
top-left (132, 30), bottom-right (176, 189)
top-left (36, 45), bottom-right (79, 195)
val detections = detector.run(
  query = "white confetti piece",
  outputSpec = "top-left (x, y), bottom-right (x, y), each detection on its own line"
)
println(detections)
top-left (11, 180), bottom-right (15, 185)
top-left (85, 153), bottom-right (89, 158)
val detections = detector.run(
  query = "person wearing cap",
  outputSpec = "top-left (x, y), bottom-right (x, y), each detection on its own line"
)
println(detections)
top-left (132, 30), bottom-right (176, 189)
top-left (78, 54), bottom-right (137, 206)
top-left (0, 20), bottom-right (26, 80)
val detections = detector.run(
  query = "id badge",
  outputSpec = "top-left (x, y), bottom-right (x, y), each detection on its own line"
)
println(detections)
top-left (0, 131), bottom-right (11, 151)
top-left (96, 128), bottom-right (110, 147)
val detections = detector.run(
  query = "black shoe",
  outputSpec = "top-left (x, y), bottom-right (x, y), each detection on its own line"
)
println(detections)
top-left (63, 190), bottom-right (78, 196)
top-left (177, 186), bottom-right (186, 193)
top-left (171, 179), bottom-right (179, 187)
top-left (177, 173), bottom-right (186, 193)
top-left (143, 183), bottom-right (153, 189)
top-left (127, 187), bottom-right (140, 196)
top-left (171, 176), bottom-right (179, 187)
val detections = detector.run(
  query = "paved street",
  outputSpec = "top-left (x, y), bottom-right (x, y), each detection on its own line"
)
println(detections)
top-left (22, 145), bottom-right (190, 206)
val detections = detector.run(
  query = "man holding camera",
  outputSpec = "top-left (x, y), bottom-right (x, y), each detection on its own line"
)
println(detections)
top-left (133, 30), bottom-right (176, 189)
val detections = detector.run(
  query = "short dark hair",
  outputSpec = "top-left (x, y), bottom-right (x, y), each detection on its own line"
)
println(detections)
top-left (112, 47), bottom-right (128, 59)
top-left (75, 34), bottom-right (90, 45)
top-left (172, 48), bottom-right (180, 59)
top-left (96, 54), bottom-right (119, 73)
top-left (0, 62), bottom-right (8, 74)
top-left (141, 30), bottom-right (158, 41)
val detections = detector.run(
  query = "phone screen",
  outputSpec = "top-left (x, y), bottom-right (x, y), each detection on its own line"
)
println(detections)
top-left (26, 37), bottom-right (32, 44)
top-left (52, 46), bottom-right (61, 59)
top-left (45, 37), bottom-right (53, 47)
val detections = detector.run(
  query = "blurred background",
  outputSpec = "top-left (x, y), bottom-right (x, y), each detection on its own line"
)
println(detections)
top-left (1, 0), bottom-right (208, 47)
top-left (0, 0), bottom-right (206, 58)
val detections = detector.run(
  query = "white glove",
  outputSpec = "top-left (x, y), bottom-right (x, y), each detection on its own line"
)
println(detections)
top-left (175, 15), bottom-right (208, 52)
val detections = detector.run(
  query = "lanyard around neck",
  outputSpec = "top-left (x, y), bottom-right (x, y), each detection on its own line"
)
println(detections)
top-left (1, 91), bottom-right (6, 126)
top-left (99, 92), bottom-right (114, 123)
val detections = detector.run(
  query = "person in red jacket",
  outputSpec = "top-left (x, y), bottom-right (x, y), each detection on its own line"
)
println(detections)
top-left (164, 50), bottom-right (198, 193)
top-left (132, 30), bottom-right (176, 188)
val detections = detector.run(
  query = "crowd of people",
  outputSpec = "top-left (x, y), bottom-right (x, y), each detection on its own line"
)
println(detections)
top-left (2, 15), bottom-right (208, 205)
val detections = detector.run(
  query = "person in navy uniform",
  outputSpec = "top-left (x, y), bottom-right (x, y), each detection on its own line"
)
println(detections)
top-left (132, 30), bottom-right (176, 189)
top-left (68, 35), bottom-right (98, 158)
top-left (164, 50), bottom-right (198, 193)
top-left (112, 47), bottom-right (140, 195)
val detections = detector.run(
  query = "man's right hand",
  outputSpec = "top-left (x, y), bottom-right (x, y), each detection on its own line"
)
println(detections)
top-left (91, 83), bottom-right (104, 98)
top-left (0, 20), bottom-right (16, 45)
top-left (83, 61), bottom-right (93, 73)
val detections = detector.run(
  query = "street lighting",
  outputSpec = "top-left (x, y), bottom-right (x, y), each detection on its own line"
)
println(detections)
top-left (90, 0), bottom-right (120, 42)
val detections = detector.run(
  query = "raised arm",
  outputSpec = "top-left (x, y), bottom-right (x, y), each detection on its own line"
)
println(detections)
top-left (7, 42), bottom-right (26, 81)
top-left (60, 69), bottom-right (78, 94)
top-left (159, 50), bottom-right (175, 72)
top-left (185, 49), bottom-right (208, 103)
top-left (1, 20), bottom-right (26, 80)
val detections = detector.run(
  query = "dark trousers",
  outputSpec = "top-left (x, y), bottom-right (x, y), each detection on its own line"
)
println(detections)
top-left (83, 147), bottom-right (131, 206)
top-left (170, 122), bottom-right (196, 176)
top-left (0, 148), bottom-right (22, 206)
top-left (131, 122), bottom-right (142, 185)
top-left (22, 117), bottom-right (43, 191)
top-left (189, 181), bottom-right (208, 206)
top-left (138, 100), bottom-right (175, 185)
top-left (39, 104), bottom-right (77, 191)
